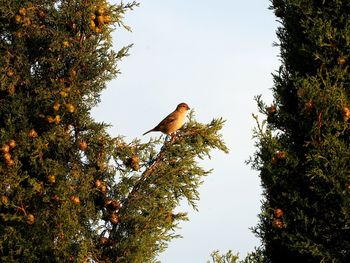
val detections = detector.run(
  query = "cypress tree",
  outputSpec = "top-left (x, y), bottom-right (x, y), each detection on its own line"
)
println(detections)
top-left (0, 0), bottom-right (228, 262)
top-left (250, 0), bottom-right (350, 262)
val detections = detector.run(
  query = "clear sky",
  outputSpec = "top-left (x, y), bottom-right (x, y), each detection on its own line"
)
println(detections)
top-left (92, 1), bottom-right (280, 262)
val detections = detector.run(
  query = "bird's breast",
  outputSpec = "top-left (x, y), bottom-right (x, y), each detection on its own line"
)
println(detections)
top-left (166, 112), bottom-right (186, 134)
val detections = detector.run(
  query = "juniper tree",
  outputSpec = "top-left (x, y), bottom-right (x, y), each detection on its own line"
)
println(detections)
top-left (250, 0), bottom-right (350, 262)
top-left (0, 0), bottom-right (227, 262)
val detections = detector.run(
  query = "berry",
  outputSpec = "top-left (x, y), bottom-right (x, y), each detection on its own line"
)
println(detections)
top-left (274, 208), bottom-right (284, 218)
top-left (27, 213), bottom-right (35, 225)
top-left (8, 140), bottom-right (16, 148)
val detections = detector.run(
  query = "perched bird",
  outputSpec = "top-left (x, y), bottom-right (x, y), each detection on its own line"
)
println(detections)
top-left (143, 103), bottom-right (190, 136)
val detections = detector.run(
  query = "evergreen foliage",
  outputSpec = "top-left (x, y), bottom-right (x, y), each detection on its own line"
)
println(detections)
top-left (207, 250), bottom-right (239, 263)
top-left (250, 0), bottom-right (350, 262)
top-left (0, 0), bottom-right (228, 262)
top-left (207, 249), bottom-right (264, 263)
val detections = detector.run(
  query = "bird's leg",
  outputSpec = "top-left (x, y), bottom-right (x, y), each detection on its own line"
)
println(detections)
top-left (169, 133), bottom-right (177, 143)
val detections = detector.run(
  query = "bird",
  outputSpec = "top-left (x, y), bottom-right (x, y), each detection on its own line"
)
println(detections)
top-left (143, 103), bottom-right (190, 136)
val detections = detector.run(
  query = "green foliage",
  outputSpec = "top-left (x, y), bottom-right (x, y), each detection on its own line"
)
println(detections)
top-left (208, 250), bottom-right (239, 263)
top-left (249, 0), bottom-right (350, 262)
top-left (0, 0), bottom-right (138, 261)
top-left (0, 1), bottom-right (227, 262)
top-left (207, 249), bottom-right (264, 263)
top-left (103, 113), bottom-right (228, 262)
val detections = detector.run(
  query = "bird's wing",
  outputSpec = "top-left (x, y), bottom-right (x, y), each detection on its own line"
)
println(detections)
top-left (156, 113), bottom-right (177, 128)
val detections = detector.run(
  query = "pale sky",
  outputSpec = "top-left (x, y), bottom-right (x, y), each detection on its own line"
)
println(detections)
top-left (92, 1), bottom-right (279, 262)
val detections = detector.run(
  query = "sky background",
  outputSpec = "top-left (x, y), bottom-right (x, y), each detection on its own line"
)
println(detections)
top-left (92, 1), bottom-right (280, 262)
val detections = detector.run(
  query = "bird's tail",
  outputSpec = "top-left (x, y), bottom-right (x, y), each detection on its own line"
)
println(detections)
top-left (142, 129), bottom-right (154, 136)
